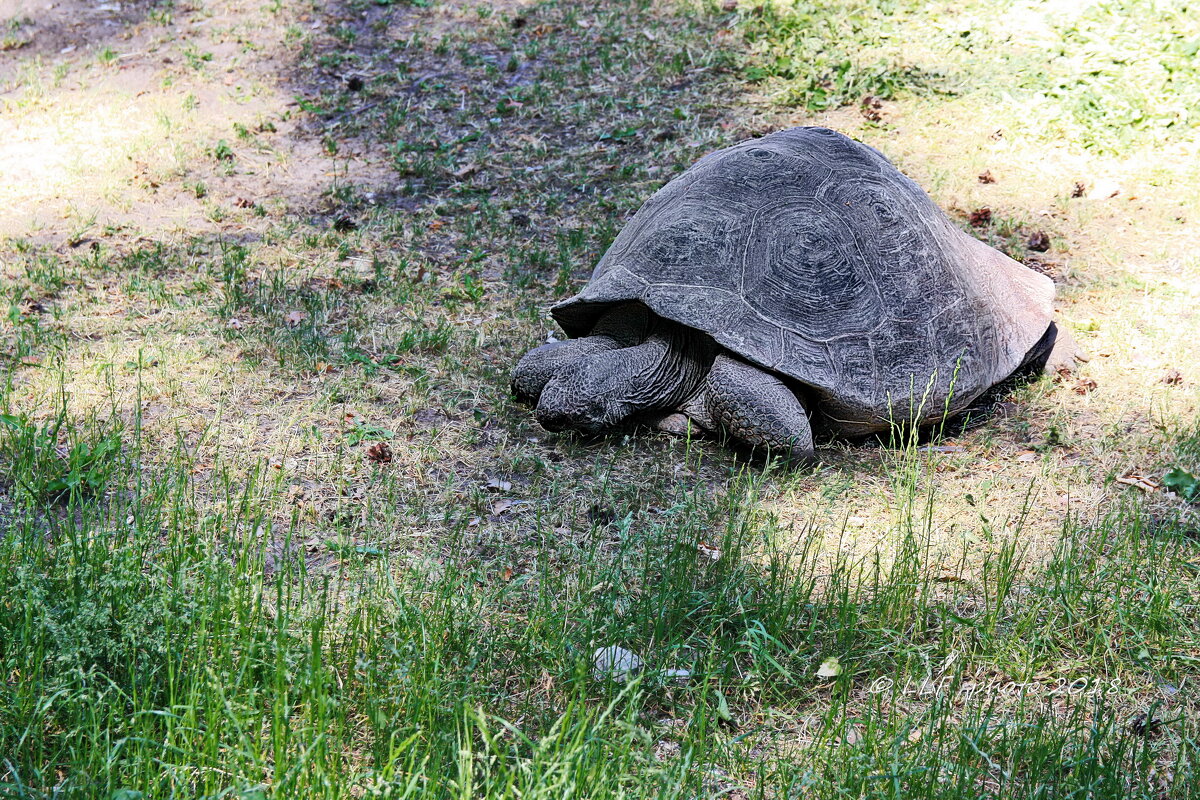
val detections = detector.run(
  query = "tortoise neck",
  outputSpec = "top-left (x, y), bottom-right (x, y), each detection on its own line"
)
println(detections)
top-left (620, 320), bottom-right (715, 413)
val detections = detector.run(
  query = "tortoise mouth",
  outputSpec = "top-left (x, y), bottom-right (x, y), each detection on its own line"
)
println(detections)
top-left (534, 407), bottom-right (570, 433)
top-left (535, 406), bottom-right (604, 436)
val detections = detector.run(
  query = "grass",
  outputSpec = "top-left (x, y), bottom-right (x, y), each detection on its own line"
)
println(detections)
top-left (737, 0), bottom-right (1200, 151)
top-left (2, 396), bottom-right (1196, 797)
top-left (1, 0), bottom-right (1199, 797)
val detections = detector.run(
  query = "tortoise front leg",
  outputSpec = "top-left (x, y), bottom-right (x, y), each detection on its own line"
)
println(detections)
top-left (705, 354), bottom-right (815, 462)
top-left (510, 303), bottom-right (649, 404)
top-left (534, 321), bottom-right (712, 435)
top-left (512, 339), bottom-right (617, 404)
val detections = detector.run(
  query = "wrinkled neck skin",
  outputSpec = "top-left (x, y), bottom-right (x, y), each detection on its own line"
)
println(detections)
top-left (623, 320), bottom-right (714, 412)
top-left (535, 318), bottom-right (715, 435)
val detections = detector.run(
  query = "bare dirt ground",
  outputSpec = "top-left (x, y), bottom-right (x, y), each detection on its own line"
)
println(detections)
top-left (0, 0), bottom-right (387, 242)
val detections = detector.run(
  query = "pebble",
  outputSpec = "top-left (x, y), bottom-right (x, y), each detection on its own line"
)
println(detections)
top-left (663, 668), bottom-right (692, 684)
top-left (592, 646), bottom-right (642, 681)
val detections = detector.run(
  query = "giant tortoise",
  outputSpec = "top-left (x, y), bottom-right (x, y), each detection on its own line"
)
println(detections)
top-left (511, 127), bottom-right (1080, 460)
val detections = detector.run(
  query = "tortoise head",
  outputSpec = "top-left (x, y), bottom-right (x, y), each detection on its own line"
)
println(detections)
top-left (534, 362), bottom-right (635, 435)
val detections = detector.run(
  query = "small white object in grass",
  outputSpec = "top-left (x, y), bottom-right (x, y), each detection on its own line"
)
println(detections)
top-left (592, 646), bottom-right (642, 681)
top-left (662, 668), bottom-right (691, 684)
top-left (847, 516), bottom-right (866, 527)
top-left (816, 656), bottom-right (842, 678)
top-left (696, 542), bottom-right (721, 561)
top-left (1086, 179), bottom-right (1120, 200)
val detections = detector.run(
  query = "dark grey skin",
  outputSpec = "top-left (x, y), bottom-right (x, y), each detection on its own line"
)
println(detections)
top-left (512, 302), bottom-right (1079, 462)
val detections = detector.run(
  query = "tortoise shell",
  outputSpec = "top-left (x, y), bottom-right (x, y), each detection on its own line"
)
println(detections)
top-left (551, 127), bottom-right (1054, 434)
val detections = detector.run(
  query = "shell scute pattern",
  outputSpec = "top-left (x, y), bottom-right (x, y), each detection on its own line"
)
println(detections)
top-left (552, 127), bottom-right (1055, 432)
top-left (740, 196), bottom-right (883, 343)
